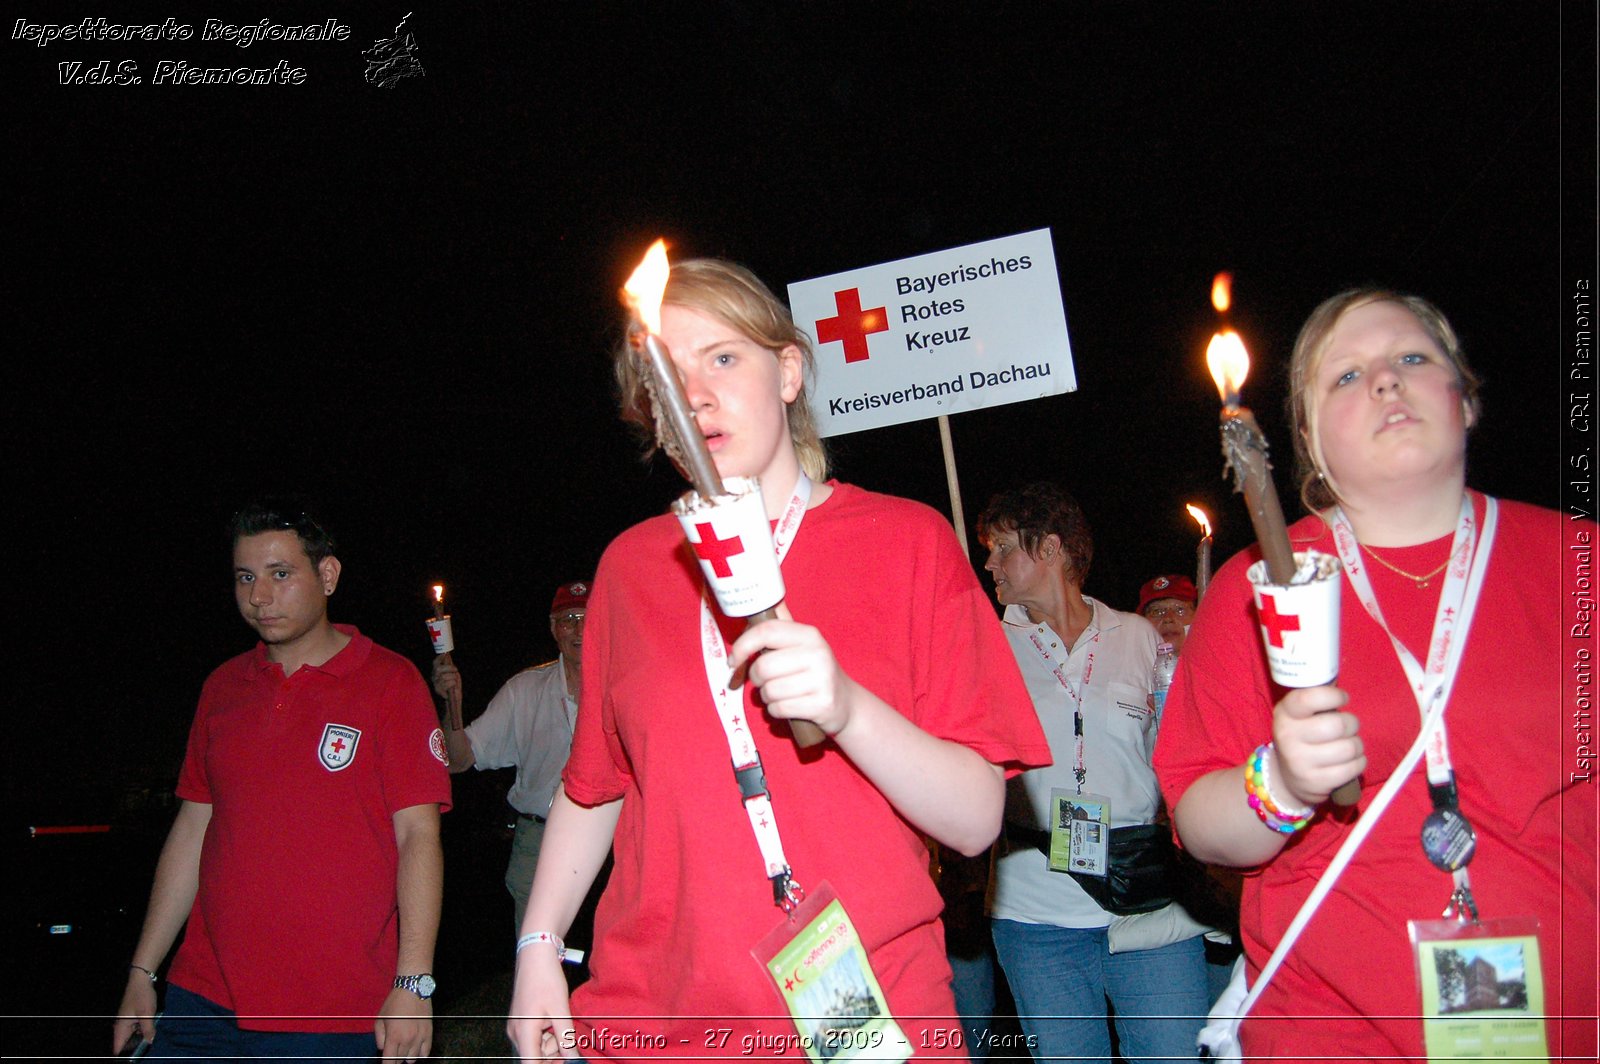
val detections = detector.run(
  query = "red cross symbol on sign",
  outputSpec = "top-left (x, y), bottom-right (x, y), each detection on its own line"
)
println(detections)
top-left (692, 522), bottom-right (746, 578)
top-left (330, 736), bottom-right (346, 754)
top-left (1256, 592), bottom-right (1301, 648)
top-left (815, 288), bottom-right (888, 364)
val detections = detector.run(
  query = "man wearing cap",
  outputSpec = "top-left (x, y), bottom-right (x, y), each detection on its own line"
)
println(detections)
top-left (433, 581), bottom-right (588, 927)
top-left (1137, 574), bottom-right (1197, 652)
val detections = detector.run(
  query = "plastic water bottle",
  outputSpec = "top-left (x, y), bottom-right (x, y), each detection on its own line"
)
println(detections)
top-left (1151, 642), bottom-right (1178, 724)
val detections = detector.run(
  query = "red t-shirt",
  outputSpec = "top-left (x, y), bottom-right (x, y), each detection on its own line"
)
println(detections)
top-left (1155, 495), bottom-right (1597, 1060)
top-left (171, 626), bottom-right (452, 1031)
top-left (565, 482), bottom-right (1051, 1056)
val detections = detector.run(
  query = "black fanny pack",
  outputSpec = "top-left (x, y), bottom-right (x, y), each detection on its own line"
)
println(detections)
top-left (1006, 821), bottom-right (1177, 916)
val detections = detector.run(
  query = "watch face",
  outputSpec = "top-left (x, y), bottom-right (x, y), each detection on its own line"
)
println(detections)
top-left (397, 974), bottom-right (437, 999)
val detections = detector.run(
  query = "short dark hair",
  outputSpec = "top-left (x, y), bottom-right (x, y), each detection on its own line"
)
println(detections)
top-left (228, 497), bottom-right (337, 566)
top-left (977, 481), bottom-right (1094, 583)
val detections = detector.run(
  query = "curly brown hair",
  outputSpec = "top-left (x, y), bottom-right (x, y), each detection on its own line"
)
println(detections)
top-left (977, 481), bottom-right (1094, 584)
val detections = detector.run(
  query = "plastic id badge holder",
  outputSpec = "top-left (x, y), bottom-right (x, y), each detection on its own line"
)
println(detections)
top-left (1409, 916), bottom-right (1546, 1061)
top-left (755, 881), bottom-right (912, 1064)
top-left (1048, 789), bottom-right (1110, 874)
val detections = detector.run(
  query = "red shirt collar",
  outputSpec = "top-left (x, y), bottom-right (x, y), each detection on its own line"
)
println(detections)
top-left (247, 623), bottom-right (369, 677)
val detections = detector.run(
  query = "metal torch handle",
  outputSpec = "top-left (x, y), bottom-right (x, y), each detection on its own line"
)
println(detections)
top-left (746, 605), bottom-right (827, 748)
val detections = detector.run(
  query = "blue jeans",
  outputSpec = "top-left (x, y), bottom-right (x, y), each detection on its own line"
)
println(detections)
top-left (155, 983), bottom-right (378, 1061)
top-left (991, 919), bottom-right (1207, 1063)
top-left (948, 946), bottom-right (997, 1058)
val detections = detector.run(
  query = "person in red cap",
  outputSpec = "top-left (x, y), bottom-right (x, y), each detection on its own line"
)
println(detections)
top-left (1137, 573), bottom-right (1197, 652)
top-left (433, 580), bottom-right (590, 928)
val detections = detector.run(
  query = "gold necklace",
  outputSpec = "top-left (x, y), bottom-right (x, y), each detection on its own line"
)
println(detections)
top-left (1360, 543), bottom-right (1449, 588)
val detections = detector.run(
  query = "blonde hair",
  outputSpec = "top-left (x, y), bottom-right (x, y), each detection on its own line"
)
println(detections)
top-left (613, 258), bottom-right (829, 482)
top-left (1288, 288), bottom-right (1481, 512)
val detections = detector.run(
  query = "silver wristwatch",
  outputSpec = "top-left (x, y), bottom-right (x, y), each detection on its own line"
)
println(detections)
top-left (393, 973), bottom-right (437, 1000)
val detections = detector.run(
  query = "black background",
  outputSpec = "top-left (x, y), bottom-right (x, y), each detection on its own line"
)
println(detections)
top-left (6, 1), bottom-right (1595, 1048)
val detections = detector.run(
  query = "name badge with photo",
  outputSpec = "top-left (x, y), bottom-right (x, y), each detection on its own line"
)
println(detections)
top-left (754, 882), bottom-right (911, 1064)
top-left (1409, 915), bottom-right (1547, 1061)
top-left (1048, 790), bottom-right (1110, 875)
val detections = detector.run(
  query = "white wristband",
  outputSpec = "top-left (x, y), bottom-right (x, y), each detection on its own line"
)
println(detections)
top-left (515, 931), bottom-right (585, 965)
top-left (516, 931), bottom-right (564, 956)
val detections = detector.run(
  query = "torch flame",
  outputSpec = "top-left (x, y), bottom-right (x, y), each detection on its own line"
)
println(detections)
top-left (1211, 272), bottom-right (1232, 313)
top-left (1185, 504), bottom-right (1212, 539)
top-left (432, 584), bottom-right (444, 604)
top-left (623, 239), bottom-right (671, 335)
top-left (1207, 329), bottom-right (1249, 407)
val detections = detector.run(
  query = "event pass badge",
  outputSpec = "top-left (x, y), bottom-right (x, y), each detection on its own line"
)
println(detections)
top-left (1409, 916), bottom-right (1547, 1061)
top-left (1048, 790), bottom-right (1110, 875)
top-left (755, 882), bottom-right (911, 1064)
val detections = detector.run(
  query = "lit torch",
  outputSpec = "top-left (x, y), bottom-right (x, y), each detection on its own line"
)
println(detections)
top-left (622, 242), bottom-right (725, 497)
top-left (1185, 504), bottom-right (1213, 602)
top-left (1205, 273), bottom-right (1358, 806)
top-left (1206, 277), bottom-right (1296, 585)
top-left (622, 241), bottom-right (826, 749)
top-left (428, 583), bottom-right (462, 730)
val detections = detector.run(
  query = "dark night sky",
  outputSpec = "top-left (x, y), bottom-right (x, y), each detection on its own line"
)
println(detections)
top-left (7, 2), bottom-right (1594, 824)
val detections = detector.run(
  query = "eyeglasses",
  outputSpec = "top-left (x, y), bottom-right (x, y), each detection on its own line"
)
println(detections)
top-left (552, 612), bottom-right (587, 628)
top-left (1145, 604), bottom-right (1193, 621)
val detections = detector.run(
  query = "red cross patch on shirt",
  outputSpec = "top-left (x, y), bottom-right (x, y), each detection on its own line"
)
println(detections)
top-left (319, 723), bottom-right (362, 772)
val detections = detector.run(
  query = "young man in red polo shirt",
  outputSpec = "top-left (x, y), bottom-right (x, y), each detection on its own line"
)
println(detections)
top-left (113, 500), bottom-right (452, 1063)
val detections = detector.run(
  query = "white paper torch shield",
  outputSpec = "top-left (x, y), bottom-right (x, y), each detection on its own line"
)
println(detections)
top-left (673, 476), bottom-right (785, 618)
top-left (426, 616), bottom-right (455, 654)
top-left (1246, 550), bottom-right (1341, 687)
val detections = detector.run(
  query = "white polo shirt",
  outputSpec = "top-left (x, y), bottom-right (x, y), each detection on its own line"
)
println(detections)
top-left (989, 597), bottom-right (1160, 928)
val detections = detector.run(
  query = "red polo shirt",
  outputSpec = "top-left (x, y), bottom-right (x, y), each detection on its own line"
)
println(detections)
top-left (170, 626), bottom-right (451, 1031)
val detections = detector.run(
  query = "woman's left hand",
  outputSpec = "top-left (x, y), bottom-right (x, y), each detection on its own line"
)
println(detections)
top-left (728, 603), bottom-right (859, 737)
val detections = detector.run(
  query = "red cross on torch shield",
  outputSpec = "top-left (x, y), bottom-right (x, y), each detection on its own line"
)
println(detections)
top-left (674, 477), bottom-right (785, 619)
top-left (1255, 591), bottom-right (1301, 648)
top-left (1247, 555), bottom-right (1342, 689)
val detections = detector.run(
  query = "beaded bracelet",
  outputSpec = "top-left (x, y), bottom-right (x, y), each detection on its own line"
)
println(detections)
top-left (129, 964), bottom-right (158, 984)
top-left (1245, 742), bottom-right (1315, 834)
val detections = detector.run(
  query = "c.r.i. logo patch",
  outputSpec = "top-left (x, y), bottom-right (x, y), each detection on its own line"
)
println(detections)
top-left (429, 728), bottom-right (448, 765)
top-left (319, 724), bottom-right (362, 771)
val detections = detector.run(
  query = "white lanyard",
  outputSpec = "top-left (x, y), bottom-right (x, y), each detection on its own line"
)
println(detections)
top-left (1331, 494), bottom-right (1498, 909)
top-left (1331, 495), bottom-right (1497, 785)
top-left (1017, 608), bottom-right (1098, 794)
top-left (698, 474), bottom-right (812, 909)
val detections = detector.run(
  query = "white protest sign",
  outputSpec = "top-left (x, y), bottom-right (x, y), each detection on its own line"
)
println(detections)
top-left (788, 228), bottom-right (1075, 437)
